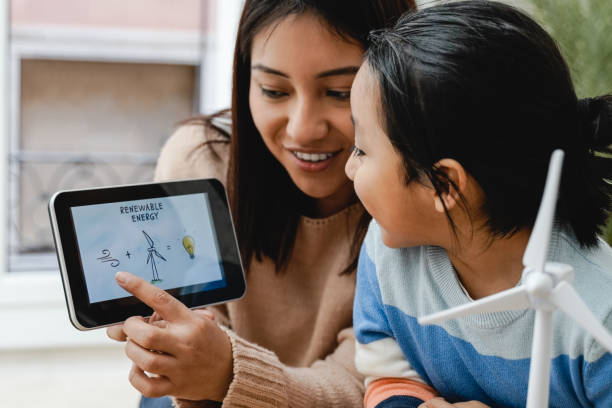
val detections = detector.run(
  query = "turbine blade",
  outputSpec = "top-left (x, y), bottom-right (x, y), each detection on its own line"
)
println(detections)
top-left (154, 251), bottom-right (167, 261)
top-left (143, 230), bottom-right (154, 248)
top-left (523, 150), bottom-right (564, 277)
top-left (550, 281), bottom-right (612, 353)
top-left (418, 286), bottom-right (530, 325)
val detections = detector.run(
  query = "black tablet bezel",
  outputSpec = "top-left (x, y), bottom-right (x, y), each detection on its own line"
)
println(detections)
top-left (49, 178), bottom-right (245, 330)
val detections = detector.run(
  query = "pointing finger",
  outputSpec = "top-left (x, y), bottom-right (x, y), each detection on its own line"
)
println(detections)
top-left (115, 271), bottom-right (191, 323)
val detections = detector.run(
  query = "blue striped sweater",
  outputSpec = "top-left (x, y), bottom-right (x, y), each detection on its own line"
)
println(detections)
top-left (354, 220), bottom-right (612, 407)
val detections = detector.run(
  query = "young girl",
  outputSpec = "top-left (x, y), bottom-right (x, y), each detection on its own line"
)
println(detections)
top-left (345, 1), bottom-right (612, 407)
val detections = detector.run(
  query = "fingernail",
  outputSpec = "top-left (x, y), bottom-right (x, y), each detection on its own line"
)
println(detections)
top-left (116, 271), bottom-right (129, 285)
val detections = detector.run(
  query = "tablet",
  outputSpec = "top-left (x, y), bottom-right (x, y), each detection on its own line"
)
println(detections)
top-left (48, 178), bottom-right (246, 330)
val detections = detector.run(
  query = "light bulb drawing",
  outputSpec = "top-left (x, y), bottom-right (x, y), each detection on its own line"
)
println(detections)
top-left (143, 230), bottom-right (166, 284)
top-left (183, 235), bottom-right (195, 259)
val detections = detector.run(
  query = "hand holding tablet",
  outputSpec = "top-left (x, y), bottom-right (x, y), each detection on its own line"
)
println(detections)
top-left (106, 270), bottom-right (234, 401)
top-left (48, 178), bottom-right (246, 330)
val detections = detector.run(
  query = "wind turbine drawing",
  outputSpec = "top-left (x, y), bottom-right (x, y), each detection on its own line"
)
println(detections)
top-left (143, 230), bottom-right (166, 284)
top-left (418, 150), bottom-right (612, 408)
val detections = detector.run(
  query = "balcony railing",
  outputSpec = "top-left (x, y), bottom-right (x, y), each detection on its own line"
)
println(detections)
top-left (8, 150), bottom-right (158, 271)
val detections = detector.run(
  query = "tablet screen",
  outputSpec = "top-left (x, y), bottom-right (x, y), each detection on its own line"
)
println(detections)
top-left (70, 193), bottom-right (226, 304)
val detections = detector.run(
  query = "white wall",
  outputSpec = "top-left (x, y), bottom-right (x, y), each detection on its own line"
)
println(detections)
top-left (0, 273), bottom-right (141, 406)
top-left (0, 347), bottom-right (140, 407)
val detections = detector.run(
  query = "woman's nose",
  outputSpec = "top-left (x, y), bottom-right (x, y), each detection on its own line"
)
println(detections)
top-left (286, 98), bottom-right (328, 144)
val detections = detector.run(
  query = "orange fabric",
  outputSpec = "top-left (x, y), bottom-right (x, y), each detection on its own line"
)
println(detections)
top-left (364, 378), bottom-right (438, 408)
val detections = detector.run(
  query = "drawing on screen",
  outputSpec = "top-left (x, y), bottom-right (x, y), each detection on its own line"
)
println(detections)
top-left (182, 235), bottom-right (195, 259)
top-left (97, 249), bottom-right (120, 267)
top-left (143, 230), bottom-right (166, 284)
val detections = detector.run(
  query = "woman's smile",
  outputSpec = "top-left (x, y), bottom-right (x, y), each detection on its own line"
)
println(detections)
top-left (287, 147), bottom-right (343, 172)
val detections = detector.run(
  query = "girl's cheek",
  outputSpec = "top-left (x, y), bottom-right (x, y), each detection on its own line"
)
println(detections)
top-left (353, 174), bottom-right (368, 206)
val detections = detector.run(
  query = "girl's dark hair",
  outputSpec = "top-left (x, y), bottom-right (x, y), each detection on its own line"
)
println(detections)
top-left (365, 0), bottom-right (612, 247)
top-left (225, 0), bottom-right (416, 273)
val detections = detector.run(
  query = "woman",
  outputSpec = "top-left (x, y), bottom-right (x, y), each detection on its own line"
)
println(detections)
top-left (107, 1), bottom-right (416, 407)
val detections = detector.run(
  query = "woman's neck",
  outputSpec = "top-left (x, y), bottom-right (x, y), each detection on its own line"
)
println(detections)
top-left (310, 181), bottom-right (358, 218)
top-left (445, 227), bottom-right (532, 300)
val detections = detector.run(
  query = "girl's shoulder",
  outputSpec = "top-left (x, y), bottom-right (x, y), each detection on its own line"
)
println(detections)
top-left (556, 230), bottom-right (612, 285)
top-left (363, 220), bottom-right (428, 278)
top-left (154, 112), bottom-right (231, 186)
top-left (554, 232), bottom-right (612, 362)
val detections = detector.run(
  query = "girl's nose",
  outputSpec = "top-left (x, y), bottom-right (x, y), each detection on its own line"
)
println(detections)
top-left (286, 98), bottom-right (328, 144)
top-left (345, 152), bottom-right (357, 181)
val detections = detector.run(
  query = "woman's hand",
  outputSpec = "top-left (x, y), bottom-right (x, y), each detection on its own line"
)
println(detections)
top-left (419, 398), bottom-right (491, 408)
top-left (106, 271), bottom-right (233, 401)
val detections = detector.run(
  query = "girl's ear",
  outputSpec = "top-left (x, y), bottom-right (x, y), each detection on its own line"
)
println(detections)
top-left (432, 158), bottom-right (468, 213)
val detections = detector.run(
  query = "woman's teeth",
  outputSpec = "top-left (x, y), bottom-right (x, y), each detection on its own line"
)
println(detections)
top-left (294, 151), bottom-right (334, 162)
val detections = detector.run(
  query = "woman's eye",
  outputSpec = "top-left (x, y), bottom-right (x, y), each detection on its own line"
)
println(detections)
top-left (351, 145), bottom-right (365, 157)
top-left (261, 87), bottom-right (287, 99)
top-left (327, 90), bottom-right (350, 100)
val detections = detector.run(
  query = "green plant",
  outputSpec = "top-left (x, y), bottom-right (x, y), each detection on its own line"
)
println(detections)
top-left (605, 211), bottom-right (612, 243)
top-left (529, 0), bottom-right (612, 244)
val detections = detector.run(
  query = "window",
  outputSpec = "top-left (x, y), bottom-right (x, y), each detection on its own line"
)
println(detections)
top-left (8, 1), bottom-right (207, 273)
top-left (11, 59), bottom-right (195, 271)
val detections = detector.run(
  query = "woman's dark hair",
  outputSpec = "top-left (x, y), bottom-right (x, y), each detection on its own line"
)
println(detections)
top-left (365, 0), bottom-right (612, 247)
top-left (225, 0), bottom-right (416, 273)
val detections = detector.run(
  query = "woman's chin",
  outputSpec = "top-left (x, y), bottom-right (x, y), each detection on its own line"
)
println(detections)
top-left (292, 176), bottom-right (352, 200)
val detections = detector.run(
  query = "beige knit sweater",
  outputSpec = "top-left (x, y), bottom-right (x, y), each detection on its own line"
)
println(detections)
top-left (154, 121), bottom-right (366, 407)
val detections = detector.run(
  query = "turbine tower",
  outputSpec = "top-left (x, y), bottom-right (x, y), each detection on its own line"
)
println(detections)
top-left (143, 230), bottom-right (166, 283)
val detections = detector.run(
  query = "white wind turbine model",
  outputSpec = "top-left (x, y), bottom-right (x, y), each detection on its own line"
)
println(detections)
top-left (418, 150), bottom-right (612, 408)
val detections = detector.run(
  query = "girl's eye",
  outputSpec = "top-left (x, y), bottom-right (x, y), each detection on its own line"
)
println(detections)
top-left (327, 90), bottom-right (350, 100)
top-left (261, 87), bottom-right (287, 99)
top-left (351, 145), bottom-right (365, 157)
